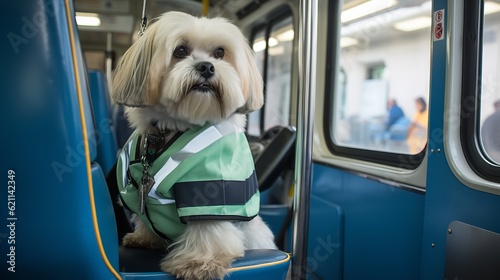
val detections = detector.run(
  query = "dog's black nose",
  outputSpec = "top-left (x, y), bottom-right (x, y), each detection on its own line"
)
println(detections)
top-left (196, 62), bottom-right (215, 79)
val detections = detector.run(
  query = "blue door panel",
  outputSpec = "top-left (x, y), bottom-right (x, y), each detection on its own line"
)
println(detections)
top-left (420, 151), bottom-right (500, 280)
top-left (307, 194), bottom-right (344, 280)
top-left (420, 1), bottom-right (500, 278)
top-left (311, 163), bottom-right (425, 279)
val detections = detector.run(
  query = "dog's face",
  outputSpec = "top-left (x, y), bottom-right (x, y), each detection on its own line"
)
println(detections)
top-left (112, 12), bottom-right (263, 131)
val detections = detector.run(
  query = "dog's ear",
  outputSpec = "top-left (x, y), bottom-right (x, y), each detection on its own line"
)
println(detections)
top-left (111, 26), bottom-right (159, 107)
top-left (237, 43), bottom-right (264, 114)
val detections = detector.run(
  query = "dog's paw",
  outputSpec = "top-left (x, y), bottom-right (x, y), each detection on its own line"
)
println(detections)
top-left (161, 251), bottom-right (243, 280)
top-left (122, 232), bottom-right (166, 249)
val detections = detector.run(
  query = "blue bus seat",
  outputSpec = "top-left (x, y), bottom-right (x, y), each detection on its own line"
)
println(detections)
top-left (2, 1), bottom-right (289, 279)
top-left (252, 126), bottom-right (296, 192)
top-left (2, 0), bottom-right (119, 278)
top-left (119, 247), bottom-right (290, 280)
top-left (249, 126), bottom-right (296, 249)
top-left (113, 104), bottom-right (134, 147)
top-left (88, 69), bottom-right (119, 174)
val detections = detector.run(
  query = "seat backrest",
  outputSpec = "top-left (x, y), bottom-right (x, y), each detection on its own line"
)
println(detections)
top-left (253, 126), bottom-right (296, 192)
top-left (88, 69), bottom-right (119, 174)
top-left (2, 1), bottom-right (119, 278)
top-left (113, 104), bottom-right (135, 147)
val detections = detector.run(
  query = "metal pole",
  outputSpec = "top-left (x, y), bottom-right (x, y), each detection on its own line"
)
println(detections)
top-left (105, 32), bottom-right (113, 94)
top-left (291, 0), bottom-right (317, 279)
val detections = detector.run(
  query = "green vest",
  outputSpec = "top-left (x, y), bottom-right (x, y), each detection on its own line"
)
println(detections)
top-left (117, 121), bottom-right (260, 240)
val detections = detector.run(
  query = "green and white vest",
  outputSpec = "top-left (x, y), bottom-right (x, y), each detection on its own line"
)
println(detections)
top-left (116, 121), bottom-right (260, 240)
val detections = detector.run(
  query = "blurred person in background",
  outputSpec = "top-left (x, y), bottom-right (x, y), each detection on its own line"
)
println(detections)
top-left (481, 100), bottom-right (500, 163)
top-left (407, 97), bottom-right (429, 154)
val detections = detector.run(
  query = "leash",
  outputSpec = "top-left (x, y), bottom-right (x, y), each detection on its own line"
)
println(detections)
top-left (138, 122), bottom-right (182, 214)
top-left (138, 0), bottom-right (148, 37)
top-left (138, 124), bottom-right (167, 214)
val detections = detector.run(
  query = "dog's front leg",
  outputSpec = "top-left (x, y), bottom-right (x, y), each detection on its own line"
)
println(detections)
top-left (122, 214), bottom-right (167, 249)
top-left (161, 220), bottom-right (245, 280)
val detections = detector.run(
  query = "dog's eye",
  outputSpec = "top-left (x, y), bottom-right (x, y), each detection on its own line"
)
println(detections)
top-left (214, 48), bottom-right (225, 59)
top-left (174, 46), bottom-right (188, 58)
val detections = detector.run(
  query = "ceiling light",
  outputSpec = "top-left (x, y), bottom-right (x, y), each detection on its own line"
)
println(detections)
top-left (394, 16), bottom-right (431, 32)
top-left (340, 37), bottom-right (359, 48)
top-left (253, 40), bottom-right (266, 52)
top-left (76, 12), bottom-right (101, 27)
top-left (276, 29), bottom-right (294, 41)
top-left (342, 0), bottom-right (397, 23)
top-left (268, 37), bottom-right (279, 47)
top-left (485, 1), bottom-right (500, 15)
top-left (252, 37), bottom-right (281, 52)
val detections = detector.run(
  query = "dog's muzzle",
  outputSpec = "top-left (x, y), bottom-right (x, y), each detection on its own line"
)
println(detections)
top-left (196, 62), bottom-right (215, 79)
top-left (191, 83), bottom-right (215, 92)
top-left (191, 62), bottom-right (216, 92)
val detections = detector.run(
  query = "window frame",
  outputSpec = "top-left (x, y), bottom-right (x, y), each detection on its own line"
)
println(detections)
top-left (248, 8), bottom-right (294, 136)
top-left (323, 0), bottom-right (426, 169)
top-left (460, 0), bottom-right (500, 181)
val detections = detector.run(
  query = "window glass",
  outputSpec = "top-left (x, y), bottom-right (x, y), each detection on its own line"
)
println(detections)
top-left (332, 0), bottom-right (432, 155)
top-left (248, 15), bottom-right (294, 137)
top-left (247, 29), bottom-right (266, 137)
top-left (264, 17), bottom-right (293, 131)
top-left (479, 1), bottom-right (500, 164)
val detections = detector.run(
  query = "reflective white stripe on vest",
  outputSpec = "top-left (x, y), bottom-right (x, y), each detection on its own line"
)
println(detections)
top-left (119, 139), bottom-right (134, 191)
top-left (148, 121), bottom-right (241, 204)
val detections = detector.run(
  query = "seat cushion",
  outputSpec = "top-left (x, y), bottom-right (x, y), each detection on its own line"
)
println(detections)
top-left (119, 246), bottom-right (290, 279)
top-left (227, 249), bottom-right (290, 279)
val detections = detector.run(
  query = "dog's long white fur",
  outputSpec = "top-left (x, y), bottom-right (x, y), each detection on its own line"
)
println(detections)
top-left (113, 11), bottom-right (276, 280)
top-left (161, 221), bottom-right (245, 279)
top-left (161, 216), bottom-right (276, 279)
top-left (112, 11), bottom-right (263, 133)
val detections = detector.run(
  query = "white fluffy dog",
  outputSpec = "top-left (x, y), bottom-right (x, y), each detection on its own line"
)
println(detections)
top-left (111, 11), bottom-right (276, 280)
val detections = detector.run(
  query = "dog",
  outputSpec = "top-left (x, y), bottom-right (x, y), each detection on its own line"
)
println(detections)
top-left (111, 11), bottom-right (277, 280)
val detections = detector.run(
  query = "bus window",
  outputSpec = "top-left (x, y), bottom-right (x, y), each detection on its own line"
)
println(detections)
top-left (479, 1), bottom-right (500, 165)
top-left (248, 14), bottom-right (294, 137)
top-left (265, 16), bottom-right (293, 131)
top-left (461, 0), bottom-right (500, 181)
top-left (248, 29), bottom-right (266, 137)
top-left (329, 0), bottom-right (432, 159)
